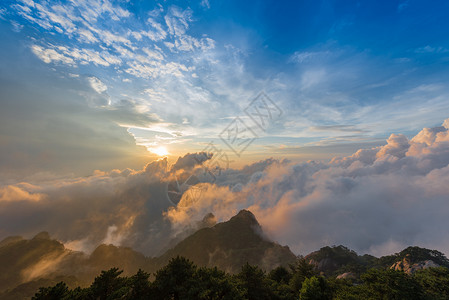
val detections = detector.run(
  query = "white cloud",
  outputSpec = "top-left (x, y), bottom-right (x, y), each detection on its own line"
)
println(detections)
top-left (78, 28), bottom-right (98, 43)
top-left (0, 8), bottom-right (7, 20)
top-left (0, 156), bottom-right (210, 255)
top-left (1, 120), bottom-right (449, 258)
top-left (31, 44), bottom-right (122, 67)
top-left (0, 185), bottom-right (43, 202)
top-left (290, 51), bottom-right (331, 63)
top-left (88, 76), bottom-right (107, 94)
top-left (12, 0), bottom-right (215, 86)
top-left (125, 61), bottom-right (189, 79)
top-left (415, 45), bottom-right (449, 54)
top-left (164, 6), bottom-right (192, 37)
top-left (166, 118), bottom-right (449, 256)
top-left (31, 45), bottom-right (75, 65)
top-left (144, 18), bottom-right (168, 41)
top-left (10, 21), bottom-right (24, 32)
top-left (142, 47), bottom-right (164, 61)
top-left (200, 0), bottom-right (211, 9)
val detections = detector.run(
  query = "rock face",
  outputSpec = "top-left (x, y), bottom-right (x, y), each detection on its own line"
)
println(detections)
top-left (390, 254), bottom-right (440, 274)
top-left (336, 272), bottom-right (356, 280)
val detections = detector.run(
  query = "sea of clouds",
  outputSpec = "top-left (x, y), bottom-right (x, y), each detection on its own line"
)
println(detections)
top-left (1, 119), bottom-right (449, 257)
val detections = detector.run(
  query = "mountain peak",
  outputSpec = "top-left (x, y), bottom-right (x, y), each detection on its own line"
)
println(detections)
top-left (155, 209), bottom-right (296, 272)
top-left (229, 209), bottom-right (259, 226)
top-left (32, 231), bottom-right (51, 240)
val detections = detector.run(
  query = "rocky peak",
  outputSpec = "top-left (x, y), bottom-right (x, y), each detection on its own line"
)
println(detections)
top-left (32, 232), bottom-right (51, 240)
top-left (229, 210), bottom-right (260, 227)
top-left (390, 255), bottom-right (440, 274)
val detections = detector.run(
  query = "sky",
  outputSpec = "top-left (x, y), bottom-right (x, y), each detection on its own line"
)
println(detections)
top-left (1, 0), bottom-right (449, 257)
top-left (1, 0), bottom-right (449, 180)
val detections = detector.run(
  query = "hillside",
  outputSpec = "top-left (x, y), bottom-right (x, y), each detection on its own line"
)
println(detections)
top-left (0, 210), bottom-right (297, 297)
top-left (1, 211), bottom-right (448, 298)
top-left (154, 210), bottom-right (297, 272)
top-left (305, 245), bottom-right (448, 277)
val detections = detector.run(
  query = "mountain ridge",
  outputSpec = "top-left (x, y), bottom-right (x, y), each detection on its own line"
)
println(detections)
top-left (0, 209), bottom-right (296, 295)
top-left (1, 210), bottom-right (448, 298)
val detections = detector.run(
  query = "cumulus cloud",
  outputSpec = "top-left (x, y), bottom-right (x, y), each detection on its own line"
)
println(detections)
top-left (0, 159), bottom-right (172, 255)
top-left (170, 152), bottom-right (213, 172)
top-left (0, 185), bottom-right (44, 202)
top-left (0, 153), bottom-right (211, 255)
top-left (2, 120), bottom-right (449, 258)
top-left (166, 118), bottom-right (449, 256)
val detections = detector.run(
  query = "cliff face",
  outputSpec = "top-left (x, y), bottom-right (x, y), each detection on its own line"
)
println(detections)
top-left (390, 255), bottom-right (440, 274)
top-left (305, 245), bottom-right (449, 277)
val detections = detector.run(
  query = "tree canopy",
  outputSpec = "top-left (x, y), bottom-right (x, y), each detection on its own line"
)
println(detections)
top-left (32, 256), bottom-right (449, 300)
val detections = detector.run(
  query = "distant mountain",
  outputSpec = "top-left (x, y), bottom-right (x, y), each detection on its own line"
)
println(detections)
top-left (0, 210), bottom-right (297, 297)
top-left (0, 231), bottom-right (71, 292)
top-left (381, 246), bottom-right (449, 274)
top-left (154, 210), bottom-right (297, 273)
top-left (305, 245), bottom-right (449, 277)
top-left (1, 211), bottom-right (448, 299)
top-left (305, 245), bottom-right (375, 276)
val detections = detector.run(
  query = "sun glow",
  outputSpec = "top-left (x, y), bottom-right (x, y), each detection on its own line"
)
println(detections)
top-left (151, 146), bottom-right (169, 156)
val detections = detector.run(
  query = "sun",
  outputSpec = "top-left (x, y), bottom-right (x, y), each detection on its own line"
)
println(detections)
top-left (151, 146), bottom-right (169, 156)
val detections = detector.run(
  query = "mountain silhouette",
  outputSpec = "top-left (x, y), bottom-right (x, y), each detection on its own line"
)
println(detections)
top-left (1, 210), bottom-right (448, 299)
top-left (154, 210), bottom-right (297, 272)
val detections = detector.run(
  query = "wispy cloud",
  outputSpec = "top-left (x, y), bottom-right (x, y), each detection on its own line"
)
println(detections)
top-left (415, 45), bottom-right (449, 54)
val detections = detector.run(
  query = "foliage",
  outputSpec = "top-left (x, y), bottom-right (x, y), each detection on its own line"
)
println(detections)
top-left (379, 246), bottom-right (449, 268)
top-left (299, 276), bottom-right (331, 300)
top-left (32, 256), bottom-right (449, 300)
top-left (288, 257), bottom-right (316, 293)
top-left (358, 268), bottom-right (423, 299)
top-left (413, 267), bottom-right (449, 300)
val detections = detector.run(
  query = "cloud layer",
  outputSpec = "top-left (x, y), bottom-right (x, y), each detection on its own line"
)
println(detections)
top-left (1, 119), bottom-right (449, 258)
top-left (167, 118), bottom-right (449, 256)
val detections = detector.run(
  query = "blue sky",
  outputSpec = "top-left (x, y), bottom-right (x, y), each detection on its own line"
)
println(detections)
top-left (1, 0), bottom-right (449, 179)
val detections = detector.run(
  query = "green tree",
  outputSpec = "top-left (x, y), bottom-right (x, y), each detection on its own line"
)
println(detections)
top-left (360, 268), bottom-right (422, 300)
top-left (125, 269), bottom-right (152, 299)
top-left (414, 267), bottom-right (449, 300)
top-left (289, 257), bottom-right (316, 293)
top-left (88, 267), bottom-right (128, 300)
top-left (65, 287), bottom-right (91, 300)
top-left (299, 276), bottom-right (331, 300)
top-left (235, 263), bottom-right (274, 300)
top-left (195, 266), bottom-right (244, 300)
top-left (269, 266), bottom-right (292, 285)
top-left (268, 266), bottom-right (296, 300)
top-left (153, 256), bottom-right (198, 300)
top-left (32, 282), bottom-right (69, 300)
